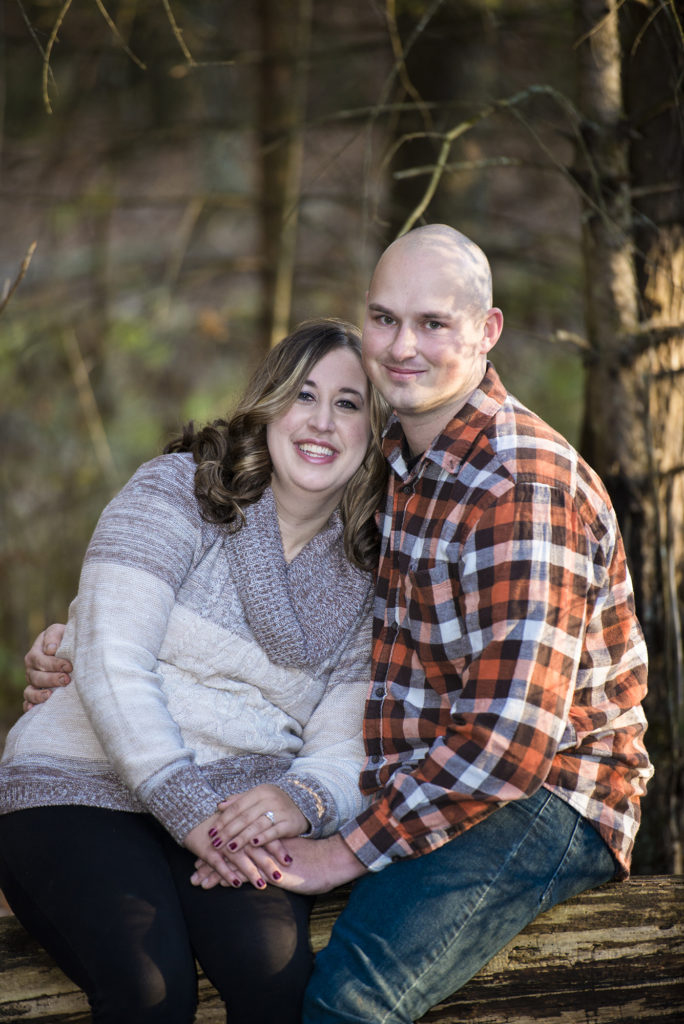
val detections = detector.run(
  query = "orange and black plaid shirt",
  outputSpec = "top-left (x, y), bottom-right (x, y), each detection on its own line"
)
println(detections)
top-left (340, 364), bottom-right (652, 878)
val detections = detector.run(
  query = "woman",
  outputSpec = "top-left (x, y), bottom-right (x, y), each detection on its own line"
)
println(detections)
top-left (0, 318), bottom-right (388, 1024)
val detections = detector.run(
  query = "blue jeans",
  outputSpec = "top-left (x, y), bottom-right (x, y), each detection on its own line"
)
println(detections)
top-left (303, 789), bottom-right (616, 1023)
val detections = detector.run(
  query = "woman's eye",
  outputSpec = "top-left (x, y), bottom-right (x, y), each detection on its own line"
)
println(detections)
top-left (337, 399), bottom-right (359, 411)
top-left (298, 390), bottom-right (315, 402)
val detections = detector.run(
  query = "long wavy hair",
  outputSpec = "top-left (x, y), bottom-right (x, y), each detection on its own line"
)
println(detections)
top-left (164, 318), bottom-right (390, 572)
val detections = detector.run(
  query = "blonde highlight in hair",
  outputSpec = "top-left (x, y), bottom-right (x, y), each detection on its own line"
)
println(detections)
top-left (165, 318), bottom-right (389, 572)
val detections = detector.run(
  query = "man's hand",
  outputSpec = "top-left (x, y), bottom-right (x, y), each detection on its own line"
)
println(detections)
top-left (270, 833), bottom-right (368, 895)
top-left (23, 623), bottom-right (71, 711)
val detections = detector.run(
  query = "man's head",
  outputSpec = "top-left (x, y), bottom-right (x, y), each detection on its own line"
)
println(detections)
top-left (362, 224), bottom-right (503, 454)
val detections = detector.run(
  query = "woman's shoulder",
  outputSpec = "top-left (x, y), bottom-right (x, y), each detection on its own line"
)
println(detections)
top-left (111, 452), bottom-right (198, 511)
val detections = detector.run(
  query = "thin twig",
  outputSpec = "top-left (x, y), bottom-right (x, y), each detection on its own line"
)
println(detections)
top-left (93, 0), bottom-right (147, 70)
top-left (0, 241), bottom-right (37, 316)
top-left (62, 329), bottom-right (118, 485)
top-left (160, 0), bottom-right (195, 66)
top-left (384, 0), bottom-right (433, 132)
top-left (42, 0), bottom-right (74, 114)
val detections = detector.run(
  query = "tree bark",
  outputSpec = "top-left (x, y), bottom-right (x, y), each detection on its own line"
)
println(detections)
top-left (257, 0), bottom-right (312, 352)
top-left (574, 0), bottom-right (684, 873)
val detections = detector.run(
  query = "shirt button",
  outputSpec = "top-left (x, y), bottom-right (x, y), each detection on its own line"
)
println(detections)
top-left (374, 687), bottom-right (384, 698)
top-left (371, 755), bottom-right (382, 764)
top-left (401, 483), bottom-right (413, 494)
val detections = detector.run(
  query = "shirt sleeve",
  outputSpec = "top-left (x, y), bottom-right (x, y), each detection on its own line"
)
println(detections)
top-left (63, 456), bottom-right (224, 843)
top-left (278, 593), bottom-right (374, 838)
top-left (342, 482), bottom-right (612, 870)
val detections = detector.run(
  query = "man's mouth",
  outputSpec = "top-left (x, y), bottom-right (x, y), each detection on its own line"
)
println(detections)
top-left (385, 365), bottom-right (424, 378)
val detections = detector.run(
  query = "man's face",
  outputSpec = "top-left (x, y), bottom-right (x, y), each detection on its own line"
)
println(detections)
top-left (361, 243), bottom-right (500, 449)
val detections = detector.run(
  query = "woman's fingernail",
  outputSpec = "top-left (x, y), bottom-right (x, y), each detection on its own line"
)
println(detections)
top-left (255, 878), bottom-right (266, 889)
top-left (212, 838), bottom-right (223, 848)
top-left (232, 878), bottom-right (241, 888)
top-left (272, 871), bottom-right (282, 881)
top-left (284, 854), bottom-right (293, 864)
top-left (208, 828), bottom-right (218, 837)
top-left (228, 841), bottom-right (238, 851)
top-left (251, 837), bottom-right (260, 846)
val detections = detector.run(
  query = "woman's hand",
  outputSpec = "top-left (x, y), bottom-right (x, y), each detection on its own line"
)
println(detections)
top-left (23, 624), bottom-right (71, 711)
top-left (211, 783), bottom-right (307, 853)
top-left (190, 838), bottom-right (291, 891)
top-left (186, 822), bottom-right (290, 891)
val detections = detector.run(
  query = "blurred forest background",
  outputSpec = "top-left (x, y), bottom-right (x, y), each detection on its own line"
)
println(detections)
top-left (0, 0), bottom-right (682, 875)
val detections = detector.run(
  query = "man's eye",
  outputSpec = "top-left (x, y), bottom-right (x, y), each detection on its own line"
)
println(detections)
top-left (426, 320), bottom-right (444, 330)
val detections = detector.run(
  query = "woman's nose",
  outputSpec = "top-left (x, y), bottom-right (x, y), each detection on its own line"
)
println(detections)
top-left (307, 403), bottom-right (335, 432)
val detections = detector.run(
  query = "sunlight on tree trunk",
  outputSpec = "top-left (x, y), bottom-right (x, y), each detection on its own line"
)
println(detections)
top-left (574, 0), bottom-right (684, 874)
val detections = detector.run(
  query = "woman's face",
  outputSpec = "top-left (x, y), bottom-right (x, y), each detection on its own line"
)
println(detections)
top-left (267, 347), bottom-right (372, 510)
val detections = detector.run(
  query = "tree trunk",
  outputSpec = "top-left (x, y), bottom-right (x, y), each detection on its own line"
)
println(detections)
top-left (257, 0), bottom-right (312, 352)
top-left (574, 0), bottom-right (684, 873)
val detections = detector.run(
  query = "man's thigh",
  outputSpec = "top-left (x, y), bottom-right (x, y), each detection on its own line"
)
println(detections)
top-left (303, 790), bottom-right (616, 1024)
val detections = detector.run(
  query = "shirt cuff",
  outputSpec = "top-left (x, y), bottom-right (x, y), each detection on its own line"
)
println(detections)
top-left (277, 774), bottom-right (336, 839)
top-left (339, 804), bottom-right (419, 871)
top-left (138, 763), bottom-right (222, 843)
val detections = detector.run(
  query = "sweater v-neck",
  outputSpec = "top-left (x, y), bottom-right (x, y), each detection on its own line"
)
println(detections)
top-left (227, 487), bottom-right (371, 668)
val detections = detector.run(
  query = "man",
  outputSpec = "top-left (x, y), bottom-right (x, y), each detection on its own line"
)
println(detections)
top-left (24, 225), bottom-right (653, 1023)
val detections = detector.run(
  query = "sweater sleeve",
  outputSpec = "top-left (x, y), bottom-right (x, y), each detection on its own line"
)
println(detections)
top-left (63, 455), bottom-right (223, 843)
top-left (278, 590), bottom-right (374, 837)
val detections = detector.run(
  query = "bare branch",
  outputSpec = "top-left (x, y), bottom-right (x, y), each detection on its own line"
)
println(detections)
top-left (384, 0), bottom-right (433, 132)
top-left (394, 155), bottom-right (527, 179)
top-left (62, 330), bottom-right (118, 486)
top-left (93, 0), bottom-right (147, 70)
top-left (42, 0), bottom-right (74, 115)
top-left (0, 241), bottom-right (37, 317)
top-left (160, 0), bottom-right (195, 66)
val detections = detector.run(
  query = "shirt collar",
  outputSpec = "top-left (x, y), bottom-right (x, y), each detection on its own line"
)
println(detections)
top-left (382, 363), bottom-right (507, 480)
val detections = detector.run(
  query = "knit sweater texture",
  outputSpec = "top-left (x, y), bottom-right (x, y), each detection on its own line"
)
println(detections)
top-left (0, 454), bottom-right (374, 842)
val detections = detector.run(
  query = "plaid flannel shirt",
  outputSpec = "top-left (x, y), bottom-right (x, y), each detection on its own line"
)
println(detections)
top-left (340, 364), bottom-right (653, 878)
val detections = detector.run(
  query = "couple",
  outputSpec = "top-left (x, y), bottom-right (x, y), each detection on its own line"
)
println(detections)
top-left (1, 225), bottom-right (653, 1024)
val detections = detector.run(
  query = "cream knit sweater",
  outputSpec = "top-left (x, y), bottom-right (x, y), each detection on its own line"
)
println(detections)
top-left (0, 454), bottom-right (374, 842)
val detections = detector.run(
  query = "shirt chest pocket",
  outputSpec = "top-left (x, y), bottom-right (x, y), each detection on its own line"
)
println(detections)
top-left (404, 561), bottom-right (470, 669)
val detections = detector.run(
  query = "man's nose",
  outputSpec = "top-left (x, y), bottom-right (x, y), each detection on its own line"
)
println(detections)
top-left (389, 324), bottom-right (417, 360)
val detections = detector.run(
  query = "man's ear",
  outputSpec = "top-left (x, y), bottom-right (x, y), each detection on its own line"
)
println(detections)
top-left (481, 308), bottom-right (504, 353)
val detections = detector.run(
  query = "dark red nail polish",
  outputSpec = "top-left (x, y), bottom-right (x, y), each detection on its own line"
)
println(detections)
top-left (252, 837), bottom-right (260, 846)
top-left (284, 854), bottom-right (293, 864)
top-left (228, 841), bottom-right (238, 851)
top-left (208, 828), bottom-right (218, 837)
top-left (232, 878), bottom-right (241, 888)
top-left (256, 878), bottom-right (265, 888)
top-left (272, 871), bottom-right (282, 881)
top-left (212, 838), bottom-right (223, 848)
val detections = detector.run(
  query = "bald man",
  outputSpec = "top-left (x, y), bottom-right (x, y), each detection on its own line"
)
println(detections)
top-left (23, 226), bottom-right (652, 1023)
top-left (276, 225), bottom-right (652, 1021)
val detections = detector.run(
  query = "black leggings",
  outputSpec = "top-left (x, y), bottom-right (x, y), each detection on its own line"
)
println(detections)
top-left (0, 806), bottom-right (314, 1024)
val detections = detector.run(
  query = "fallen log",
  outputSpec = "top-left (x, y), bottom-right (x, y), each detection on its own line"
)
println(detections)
top-left (0, 875), bottom-right (681, 1022)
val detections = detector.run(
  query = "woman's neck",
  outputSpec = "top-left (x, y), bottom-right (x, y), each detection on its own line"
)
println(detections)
top-left (270, 484), bottom-right (339, 562)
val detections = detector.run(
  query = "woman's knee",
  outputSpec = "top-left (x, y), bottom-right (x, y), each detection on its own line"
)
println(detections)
top-left (87, 955), bottom-right (197, 1024)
